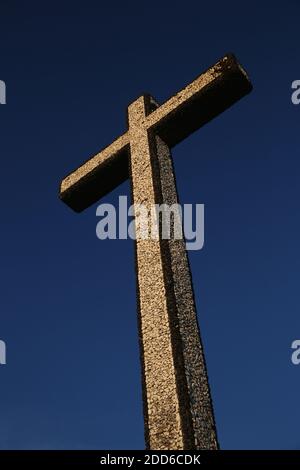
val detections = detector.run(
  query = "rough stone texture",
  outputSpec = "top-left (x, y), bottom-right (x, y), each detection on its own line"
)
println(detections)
top-left (59, 53), bottom-right (252, 449)
top-left (128, 96), bottom-right (184, 449)
top-left (128, 95), bottom-right (218, 449)
top-left (155, 135), bottom-right (218, 450)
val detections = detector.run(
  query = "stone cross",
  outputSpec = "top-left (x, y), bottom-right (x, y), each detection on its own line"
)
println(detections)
top-left (59, 54), bottom-right (252, 450)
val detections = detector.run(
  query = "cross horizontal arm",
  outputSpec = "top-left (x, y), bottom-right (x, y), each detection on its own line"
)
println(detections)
top-left (146, 54), bottom-right (252, 147)
top-left (59, 53), bottom-right (251, 213)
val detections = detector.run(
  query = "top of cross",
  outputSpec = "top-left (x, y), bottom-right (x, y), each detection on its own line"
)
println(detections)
top-left (60, 53), bottom-right (252, 212)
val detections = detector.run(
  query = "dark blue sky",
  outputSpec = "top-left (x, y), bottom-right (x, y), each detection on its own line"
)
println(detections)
top-left (0, 0), bottom-right (299, 450)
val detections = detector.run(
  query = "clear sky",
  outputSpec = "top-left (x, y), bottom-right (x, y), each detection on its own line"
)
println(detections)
top-left (0, 0), bottom-right (299, 450)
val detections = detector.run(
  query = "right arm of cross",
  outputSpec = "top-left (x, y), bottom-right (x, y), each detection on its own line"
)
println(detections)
top-left (146, 54), bottom-right (252, 148)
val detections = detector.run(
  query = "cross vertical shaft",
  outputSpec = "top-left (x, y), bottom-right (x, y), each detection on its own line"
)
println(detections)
top-left (128, 95), bottom-right (218, 450)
